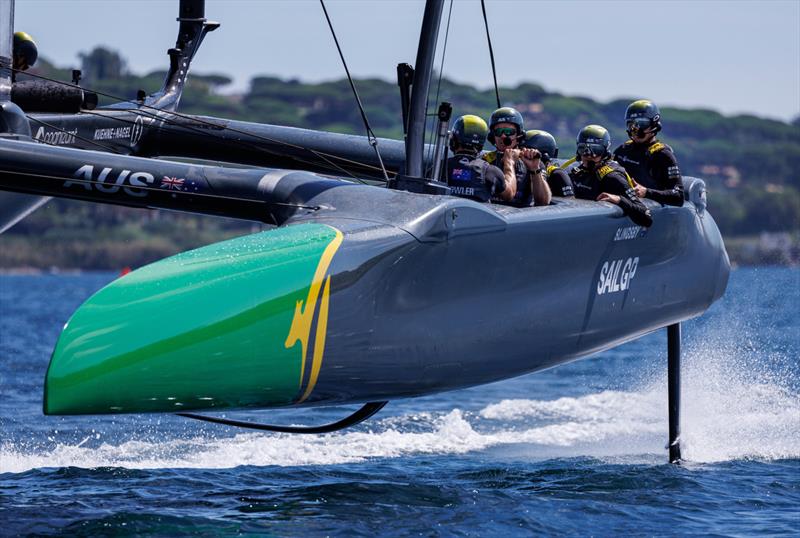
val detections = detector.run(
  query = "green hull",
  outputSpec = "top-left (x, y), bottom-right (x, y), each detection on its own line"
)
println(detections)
top-left (44, 223), bottom-right (343, 414)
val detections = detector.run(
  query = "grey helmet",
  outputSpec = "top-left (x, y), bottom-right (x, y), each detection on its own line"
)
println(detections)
top-left (625, 99), bottom-right (662, 137)
top-left (523, 130), bottom-right (559, 161)
top-left (576, 125), bottom-right (612, 159)
top-left (487, 107), bottom-right (524, 144)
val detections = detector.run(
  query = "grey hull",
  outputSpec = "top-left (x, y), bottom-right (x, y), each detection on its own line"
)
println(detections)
top-left (0, 137), bottom-right (729, 407)
top-left (269, 174), bottom-right (730, 405)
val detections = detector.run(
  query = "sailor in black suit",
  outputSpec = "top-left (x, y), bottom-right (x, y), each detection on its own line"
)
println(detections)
top-left (446, 115), bottom-right (515, 203)
top-left (569, 125), bottom-right (653, 228)
top-left (613, 100), bottom-right (684, 207)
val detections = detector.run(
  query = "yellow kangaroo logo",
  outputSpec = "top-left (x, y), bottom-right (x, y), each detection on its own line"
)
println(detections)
top-left (285, 228), bottom-right (344, 403)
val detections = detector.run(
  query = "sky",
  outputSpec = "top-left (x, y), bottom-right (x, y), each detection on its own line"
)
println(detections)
top-left (13, 0), bottom-right (800, 122)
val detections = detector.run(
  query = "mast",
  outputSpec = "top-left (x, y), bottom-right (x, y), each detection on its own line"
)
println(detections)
top-left (404, 0), bottom-right (444, 179)
top-left (150, 0), bottom-right (219, 111)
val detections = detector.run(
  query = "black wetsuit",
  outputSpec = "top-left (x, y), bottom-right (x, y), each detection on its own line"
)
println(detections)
top-left (446, 153), bottom-right (507, 203)
top-left (569, 160), bottom-right (653, 227)
top-left (545, 162), bottom-right (575, 197)
top-left (482, 150), bottom-right (532, 207)
top-left (613, 139), bottom-right (684, 206)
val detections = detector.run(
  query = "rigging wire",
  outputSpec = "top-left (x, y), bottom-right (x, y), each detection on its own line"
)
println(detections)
top-left (425, 0), bottom-right (454, 174)
top-left (480, 0), bottom-right (501, 108)
top-left (11, 68), bottom-right (393, 182)
top-left (319, 0), bottom-right (390, 182)
top-left (37, 104), bottom-right (326, 176)
top-left (78, 108), bottom-right (369, 184)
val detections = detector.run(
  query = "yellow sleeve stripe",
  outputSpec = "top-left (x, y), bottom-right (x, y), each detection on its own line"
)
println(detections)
top-left (624, 171), bottom-right (635, 188)
top-left (559, 156), bottom-right (577, 170)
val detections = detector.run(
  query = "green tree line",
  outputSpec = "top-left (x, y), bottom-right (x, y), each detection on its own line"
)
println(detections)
top-left (2, 47), bottom-right (798, 268)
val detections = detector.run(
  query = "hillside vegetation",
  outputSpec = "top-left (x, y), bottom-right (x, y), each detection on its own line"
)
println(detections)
top-left (2, 48), bottom-right (798, 269)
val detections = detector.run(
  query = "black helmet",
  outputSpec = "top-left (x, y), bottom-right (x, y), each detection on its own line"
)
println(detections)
top-left (13, 31), bottom-right (38, 71)
top-left (576, 125), bottom-right (612, 159)
top-left (487, 106), bottom-right (524, 144)
top-left (625, 99), bottom-right (661, 137)
top-left (522, 130), bottom-right (559, 161)
top-left (450, 114), bottom-right (489, 152)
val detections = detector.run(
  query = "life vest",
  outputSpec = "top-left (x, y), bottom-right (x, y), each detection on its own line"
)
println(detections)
top-left (614, 140), bottom-right (669, 188)
top-left (545, 164), bottom-right (575, 197)
top-left (598, 161), bottom-right (635, 188)
top-left (570, 159), bottom-right (633, 200)
top-left (446, 155), bottom-right (494, 203)
top-left (481, 150), bottom-right (532, 206)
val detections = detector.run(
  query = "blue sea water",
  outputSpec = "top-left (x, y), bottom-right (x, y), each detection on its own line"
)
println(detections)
top-left (0, 268), bottom-right (798, 536)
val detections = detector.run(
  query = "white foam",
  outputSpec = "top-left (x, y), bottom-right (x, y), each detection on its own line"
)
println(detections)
top-left (480, 390), bottom-right (661, 423)
top-left (679, 339), bottom-right (800, 462)
top-left (0, 411), bottom-right (479, 472)
top-left (2, 375), bottom-right (796, 473)
top-left (3, 325), bottom-right (798, 472)
top-left (0, 405), bottom-right (661, 473)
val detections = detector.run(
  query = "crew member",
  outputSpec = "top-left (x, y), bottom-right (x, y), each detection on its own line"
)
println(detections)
top-left (569, 125), bottom-right (653, 227)
top-left (522, 129), bottom-right (574, 197)
top-left (482, 107), bottom-right (551, 207)
top-left (12, 31), bottom-right (38, 81)
top-left (446, 115), bottom-right (515, 203)
top-left (613, 99), bottom-right (684, 206)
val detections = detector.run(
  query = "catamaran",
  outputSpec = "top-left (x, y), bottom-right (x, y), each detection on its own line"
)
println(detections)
top-left (0, 0), bottom-right (729, 463)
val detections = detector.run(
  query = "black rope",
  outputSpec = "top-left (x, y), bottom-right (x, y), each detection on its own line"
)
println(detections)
top-left (44, 105), bottom-right (362, 182)
top-left (121, 104), bottom-right (371, 182)
top-left (426, 0), bottom-right (455, 173)
top-left (12, 68), bottom-right (393, 182)
top-left (79, 108), bottom-right (370, 184)
top-left (319, 0), bottom-right (390, 182)
top-left (481, 0), bottom-right (501, 108)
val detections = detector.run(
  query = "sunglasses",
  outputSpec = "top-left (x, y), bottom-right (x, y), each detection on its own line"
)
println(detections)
top-left (493, 127), bottom-right (518, 137)
top-left (577, 143), bottom-right (606, 157)
top-left (626, 118), bottom-right (653, 133)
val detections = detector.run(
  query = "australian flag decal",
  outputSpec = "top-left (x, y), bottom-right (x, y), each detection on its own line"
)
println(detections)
top-left (451, 167), bottom-right (474, 182)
